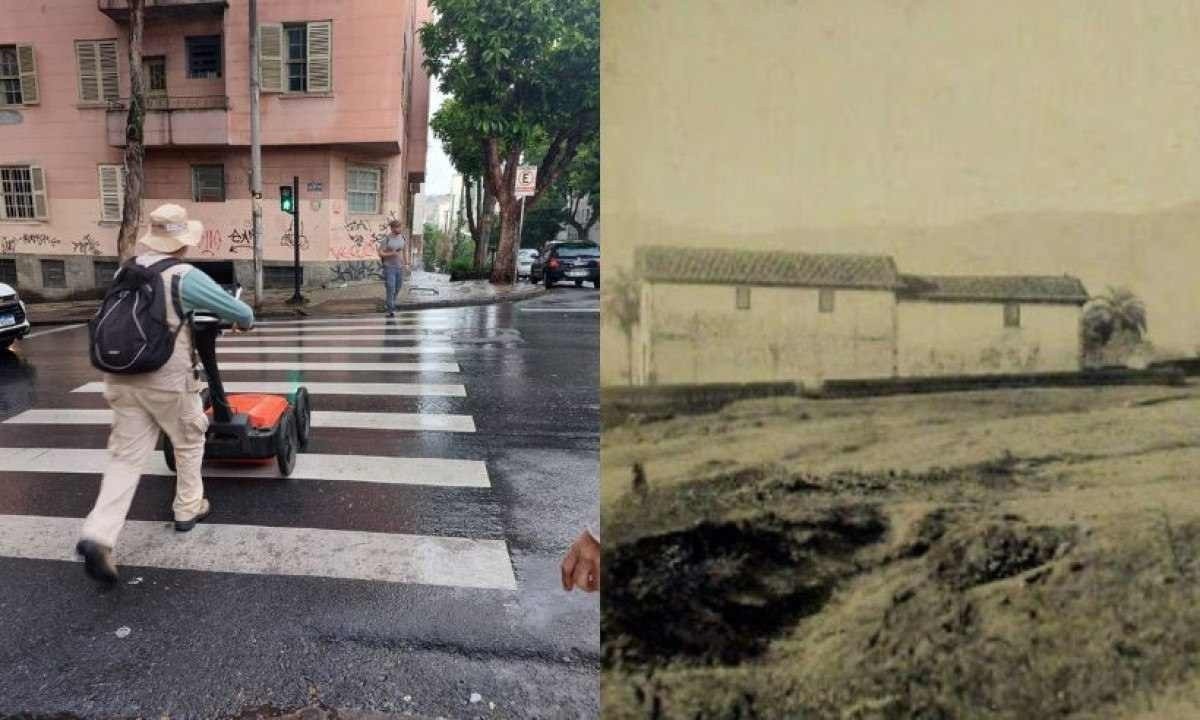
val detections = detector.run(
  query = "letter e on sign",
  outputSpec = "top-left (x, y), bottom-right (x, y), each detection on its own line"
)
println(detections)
top-left (514, 165), bottom-right (537, 198)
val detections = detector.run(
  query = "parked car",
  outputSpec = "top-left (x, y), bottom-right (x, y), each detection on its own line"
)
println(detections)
top-left (0, 283), bottom-right (30, 350)
top-left (531, 242), bottom-right (600, 289)
top-left (517, 248), bottom-right (539, 279)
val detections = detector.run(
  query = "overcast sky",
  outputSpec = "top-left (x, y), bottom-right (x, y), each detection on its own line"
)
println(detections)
top-left (422, 81), bottom-right (454, 196)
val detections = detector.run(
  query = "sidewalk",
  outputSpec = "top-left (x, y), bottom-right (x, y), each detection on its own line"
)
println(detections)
top-left (24, 271), bottom-right (545, 324)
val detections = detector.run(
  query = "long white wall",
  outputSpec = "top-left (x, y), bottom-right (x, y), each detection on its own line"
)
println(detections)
top-left (637, 282), bottom-right (896, 385)
top-left (896, 300), bottom-right (1081, 376)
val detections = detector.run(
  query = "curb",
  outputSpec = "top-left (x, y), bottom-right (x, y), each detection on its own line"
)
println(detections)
top-left (25, 285), bottom-right (547, 326)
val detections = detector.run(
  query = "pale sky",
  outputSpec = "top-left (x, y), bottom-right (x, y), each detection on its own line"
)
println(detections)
top-left (423, 81), bottom-right (454, 196)
top-left (600, 0), bottom-right (1200, 383)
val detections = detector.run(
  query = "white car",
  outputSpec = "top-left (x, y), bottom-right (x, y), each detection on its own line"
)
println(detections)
top-left (0, 283), bottom-right (30, 351)
top-left (517, 248), bottom-right (539, 278)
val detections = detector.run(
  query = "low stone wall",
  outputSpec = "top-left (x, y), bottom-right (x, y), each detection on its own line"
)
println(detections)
top-left (602, 367), bottom-right (1188, 427)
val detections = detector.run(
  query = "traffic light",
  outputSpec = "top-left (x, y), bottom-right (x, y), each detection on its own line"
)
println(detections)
top-left (280, 185), bottom-right (294, 214)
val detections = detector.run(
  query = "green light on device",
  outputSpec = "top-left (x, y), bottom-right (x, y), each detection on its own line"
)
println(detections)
top-left (280, 185), bottom-right (294, 213)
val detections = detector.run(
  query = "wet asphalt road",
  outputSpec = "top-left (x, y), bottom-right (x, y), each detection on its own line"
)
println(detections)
top-left (0, 286), bottom-right (599, 719)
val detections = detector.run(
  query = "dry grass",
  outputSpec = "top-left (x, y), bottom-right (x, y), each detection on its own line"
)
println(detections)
top-left (602, 384), bottom-right (1200, 719)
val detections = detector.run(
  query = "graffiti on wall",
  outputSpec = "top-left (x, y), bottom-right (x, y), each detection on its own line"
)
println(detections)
top-left (199, 229), bottom-right (222, 256)
top-left (227, 227), bottom-right (254, 254)
top-left (1, 233), bottom-right (62, 254)
top-left (330, 260), bottom-right (384, 282)
top-left (329, 213), bottom-right (404, 261)
top-left (71, 234), bottom-right (101, 255)
top-left (281, 230), bottom-right (310, 250)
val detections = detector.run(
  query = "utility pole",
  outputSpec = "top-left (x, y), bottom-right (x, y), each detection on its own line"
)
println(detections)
top-left (249, 0), bottom-right (264, 308)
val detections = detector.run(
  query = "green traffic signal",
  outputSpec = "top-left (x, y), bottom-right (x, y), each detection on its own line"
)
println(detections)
top-left (280, 186), bottom-right (294, 213)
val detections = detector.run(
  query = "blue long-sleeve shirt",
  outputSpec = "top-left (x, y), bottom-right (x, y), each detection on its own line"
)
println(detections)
top-left (135, 252), bottom-right (255, 329)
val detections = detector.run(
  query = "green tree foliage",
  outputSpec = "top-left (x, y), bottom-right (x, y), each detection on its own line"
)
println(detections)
top-left (421, 0), bottom-right (599, 283)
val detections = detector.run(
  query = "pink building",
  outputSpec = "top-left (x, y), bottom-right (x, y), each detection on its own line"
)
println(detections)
top-left (0, 0), bottom-right (431, 299)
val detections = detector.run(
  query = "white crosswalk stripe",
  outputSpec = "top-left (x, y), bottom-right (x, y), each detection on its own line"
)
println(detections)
top-left (248, 327), bottom-right (463, 335)
top-left (217, 361), bottom-right (461, 372)
top-left (0, 515), bottom-right (517, 590)
top-left (217, 346), bottom-right (456, 355)
top-left (223, 334), bottom-right (503, 343)
top-left (73, 381), bottom-right (466, 397)
top-left (0, 314), bottom-right (520, 593)
top-left (5, 409), bottom-right (477, 433)
top-left (0, 447), bottom-right (490, 487)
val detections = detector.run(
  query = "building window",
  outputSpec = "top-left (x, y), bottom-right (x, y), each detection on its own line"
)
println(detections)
top-left (94, 260), bottom-right (119, 288)
top-left (735, 286), bottom-right (750, 310)
top-left (285, 24), bottom-right (308, 92)
top-left (0, 260), bottom-right (16, 285)
top-left (347, 165), bottom-right (382, 214)
top-left (98, 164), bottom-right (125, 222)
top-left (143, 56), bottom-right (166, 95)
top-left (186, 36), bottom-right (222, 79)
top-left (264, 265), bottom-right (303, 288)
top-left (1004, 302), bottom-right (1021, 328)
top-left (0, 165), bottom-right (46, 220)
top-left (0, 45), bottom-right (23, 105)
top-left (75, 39), bottom-right (119, 103)
top-left (41, 259), bottom-right (65, 289)
top-left (819, 288), bottom-right (835, 313)
top-left (191, 165), bottom-right (225, 202)
top-left (258, 22), bottom-right (330, 94)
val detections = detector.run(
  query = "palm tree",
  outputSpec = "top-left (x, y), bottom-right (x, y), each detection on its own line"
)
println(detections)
top-left (604, 269), bottom-right (641, 385)
top-left (1083, 286), bottom-right (1147, 350)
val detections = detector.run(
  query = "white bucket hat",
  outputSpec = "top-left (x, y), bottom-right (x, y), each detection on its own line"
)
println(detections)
top-left (138, 204), bottom-right (203, 253)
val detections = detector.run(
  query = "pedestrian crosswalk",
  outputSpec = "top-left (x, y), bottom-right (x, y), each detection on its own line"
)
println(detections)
top-left (0, 313), bottom-right (517, 591)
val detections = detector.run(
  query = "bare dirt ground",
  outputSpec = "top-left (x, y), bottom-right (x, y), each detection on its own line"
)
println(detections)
top-left (600, 383), bottom-right (1200, 719)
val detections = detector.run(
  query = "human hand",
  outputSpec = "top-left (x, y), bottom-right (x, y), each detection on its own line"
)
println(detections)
top-left (561, 530), bottom-right (601, 592)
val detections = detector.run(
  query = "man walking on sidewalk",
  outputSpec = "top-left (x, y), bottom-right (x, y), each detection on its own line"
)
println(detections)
top-left (76, 204), bottom-right (255, 585)
top-left (378, 219), bottom-right (409, 318)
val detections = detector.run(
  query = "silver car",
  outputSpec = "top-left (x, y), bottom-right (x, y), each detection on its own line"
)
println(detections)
top-left (517, 248), bottom-right (539, 278)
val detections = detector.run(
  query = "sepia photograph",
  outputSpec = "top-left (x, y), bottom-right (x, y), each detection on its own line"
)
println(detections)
top-left (601, 1), bottom-right (1200, 718)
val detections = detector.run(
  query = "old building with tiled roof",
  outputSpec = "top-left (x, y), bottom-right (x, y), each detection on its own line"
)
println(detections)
top-left (632, 246), bottom-right (1089, 385)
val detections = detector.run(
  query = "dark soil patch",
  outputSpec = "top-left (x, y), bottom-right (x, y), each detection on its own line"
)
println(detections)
top-left (928, 517), bottom-right (1076, 590)
top-left (603, 506), bottom-right (887, 667)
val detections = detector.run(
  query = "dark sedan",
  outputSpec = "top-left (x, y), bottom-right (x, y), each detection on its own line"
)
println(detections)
top-left (531, 242), bottom-right (600, 289)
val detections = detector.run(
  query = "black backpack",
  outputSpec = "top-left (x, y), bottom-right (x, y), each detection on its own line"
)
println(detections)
top-left (88, 257), bottom-right (188, 374)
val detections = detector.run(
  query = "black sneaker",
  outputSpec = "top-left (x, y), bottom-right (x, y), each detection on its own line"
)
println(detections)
top-left (386, 311), bottom-right (396, 318)
top-left (175, 499), bottom-right (212, 532)
top-left (75, 540), bottom-right (119, 584)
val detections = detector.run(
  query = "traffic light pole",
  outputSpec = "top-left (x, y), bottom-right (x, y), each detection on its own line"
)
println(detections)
top-left (286, 174), bottom-right (304, 305)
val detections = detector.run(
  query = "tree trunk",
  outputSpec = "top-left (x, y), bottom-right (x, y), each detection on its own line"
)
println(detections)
top-left (490, 200), bottom-right (521, 284)
top-left (475, 181), bottom-right (494, 270)
top-left (117, 0), bottom-right (146, 262)
top-left (626, 329), bottom-right (635, 386)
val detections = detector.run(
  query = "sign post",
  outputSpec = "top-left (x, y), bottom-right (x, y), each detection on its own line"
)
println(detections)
top-left (513, 165), bottom-right (537, 282)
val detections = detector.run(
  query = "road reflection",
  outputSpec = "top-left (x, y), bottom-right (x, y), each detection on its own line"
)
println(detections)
top-left (0, 349), bottom-right (37, 419)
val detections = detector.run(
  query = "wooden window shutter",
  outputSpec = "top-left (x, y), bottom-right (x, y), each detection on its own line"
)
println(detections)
top-left (98, 165), bottom-right (124, 222)
top-left (29, 166), bottom-right (48, 220)
top-left (16, 44), bottom-right (38, 105)
top-left (76, 40), bottom-right (100, 102)
top-left (258, 24), bottom-right (284, 92)
top-left (98, 40), bottom-right (119, 100)
top-left (306, 20), bottom-right (332, 92)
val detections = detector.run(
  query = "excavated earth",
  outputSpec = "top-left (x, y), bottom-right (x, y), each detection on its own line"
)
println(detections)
top-left (600, 386), bottom-right (1200, 719)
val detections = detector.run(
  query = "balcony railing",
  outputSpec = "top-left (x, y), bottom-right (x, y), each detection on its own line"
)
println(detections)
top-left (106, 95), bottom-right (229, 147)
top-left (98, 0), bottom-right (227, 22)
top-left (106, 95), bottom-right (228, 112)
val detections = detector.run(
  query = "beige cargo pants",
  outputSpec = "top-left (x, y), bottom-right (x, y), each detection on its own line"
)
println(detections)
top-left (79, 383), bottom-right (209, 548)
